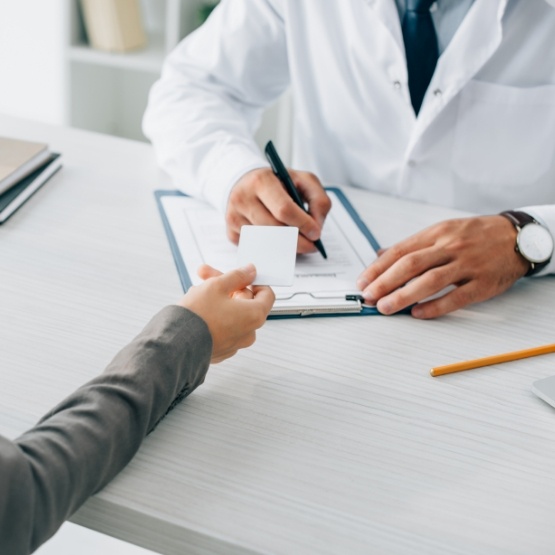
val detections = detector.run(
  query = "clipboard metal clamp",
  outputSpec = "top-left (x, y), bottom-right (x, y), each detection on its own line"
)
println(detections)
top-left (271, 292), bottom-right (376, 317)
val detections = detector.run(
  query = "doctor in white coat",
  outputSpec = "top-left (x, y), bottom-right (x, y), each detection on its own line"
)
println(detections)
top-left (143, 0), bottom-right (555, 319)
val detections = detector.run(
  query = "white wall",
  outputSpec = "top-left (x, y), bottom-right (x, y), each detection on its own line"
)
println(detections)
top-left (0, 0), bottom-right (66, 124)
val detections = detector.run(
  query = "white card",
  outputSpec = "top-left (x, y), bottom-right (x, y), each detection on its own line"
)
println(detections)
top-left (238, 225), bottom-right (298, 286)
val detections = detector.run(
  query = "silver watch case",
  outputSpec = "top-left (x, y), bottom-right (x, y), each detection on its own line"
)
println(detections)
top-left (516, 223), bottom-right (554, 265)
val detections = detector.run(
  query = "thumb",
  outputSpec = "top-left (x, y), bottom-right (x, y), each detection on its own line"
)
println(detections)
top-left (216, 264), bottom-right (256, 294)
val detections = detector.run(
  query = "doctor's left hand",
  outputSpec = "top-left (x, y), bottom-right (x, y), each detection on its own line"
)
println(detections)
top-left (356, 215), bottom-right (529, 319)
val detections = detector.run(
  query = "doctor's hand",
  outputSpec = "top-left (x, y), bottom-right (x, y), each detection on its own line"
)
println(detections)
top-left (179, 264), bottom-right (275, 363)
top-left (356, 215), bottom-right (529, 319)
top-left (226, 168), bottom-right (332, 254)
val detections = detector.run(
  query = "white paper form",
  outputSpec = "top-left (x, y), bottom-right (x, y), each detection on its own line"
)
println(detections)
top-left (160, 189), bottom-right (378, 315)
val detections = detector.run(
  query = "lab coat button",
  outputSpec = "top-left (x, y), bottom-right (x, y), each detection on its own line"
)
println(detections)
top-left (393, 80), bottom-right (401, 90)
top-left (433, 88), bottom-right (442, 97)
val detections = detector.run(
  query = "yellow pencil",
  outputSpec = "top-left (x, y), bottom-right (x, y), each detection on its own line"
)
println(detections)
top-left (430, 343), bottom-right (555, 377)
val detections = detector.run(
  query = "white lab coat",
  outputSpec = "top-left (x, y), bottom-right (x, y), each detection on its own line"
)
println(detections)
top-left (143, 0), bottom-right (555, 274)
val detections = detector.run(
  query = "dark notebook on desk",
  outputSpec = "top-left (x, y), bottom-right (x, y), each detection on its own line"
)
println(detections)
top-left (0, 136), bottom-right (53, 194)
top-left (0, 153), bottom-right (62, 224)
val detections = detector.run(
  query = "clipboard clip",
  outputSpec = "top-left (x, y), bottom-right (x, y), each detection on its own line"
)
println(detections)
top-left (345, 294), bottom-right (375, 309)
top-left (345, 294), bottom-right (413, 314)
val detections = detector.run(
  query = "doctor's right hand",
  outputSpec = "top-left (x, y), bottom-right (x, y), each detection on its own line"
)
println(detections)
top-left (225, 168), bottom-right (332, 254)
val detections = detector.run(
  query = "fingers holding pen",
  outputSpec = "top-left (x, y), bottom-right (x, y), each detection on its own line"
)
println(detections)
top-left (289, 169), bottom-right (332, 230)
top-left (226, 168), bottom-right (322, 254)
top-left (256, 182), bottom-right (321, 252)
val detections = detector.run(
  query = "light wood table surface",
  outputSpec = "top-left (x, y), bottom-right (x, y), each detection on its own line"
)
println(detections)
top-left (2, 114), bottom-right (555, 555)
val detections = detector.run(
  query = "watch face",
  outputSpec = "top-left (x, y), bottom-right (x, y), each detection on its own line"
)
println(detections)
top-left (518, 224), bottom-right (554, 263)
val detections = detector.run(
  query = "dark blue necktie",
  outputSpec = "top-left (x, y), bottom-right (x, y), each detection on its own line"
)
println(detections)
top-left (402, 0), bottom-right (439, 115)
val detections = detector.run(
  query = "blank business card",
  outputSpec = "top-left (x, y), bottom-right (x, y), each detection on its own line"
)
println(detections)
top-left (238, 225), bottom-right (298, 286)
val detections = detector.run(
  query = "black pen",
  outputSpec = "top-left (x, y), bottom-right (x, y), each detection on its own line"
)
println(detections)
top-left (264, 140), bottom-right (327, 259)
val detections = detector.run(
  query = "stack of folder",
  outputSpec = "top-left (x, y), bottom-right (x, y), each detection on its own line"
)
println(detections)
top-left (0, 137), bottom-right (62, 224)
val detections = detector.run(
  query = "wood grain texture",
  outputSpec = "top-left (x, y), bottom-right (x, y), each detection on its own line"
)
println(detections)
top-left (2, 115), bottom-right (555, 555)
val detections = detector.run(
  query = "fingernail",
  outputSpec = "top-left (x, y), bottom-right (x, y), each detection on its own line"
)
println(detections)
top-left (306, 229), bottom-right (319, 241)
top-left (411, 306), bottom-right (422, 318)
top-left (377, 299), bottom-right (392, 314)
top-left (240, 264), bottom-right (256, 275)
top-left (361, 287), bottom-right (376, 305)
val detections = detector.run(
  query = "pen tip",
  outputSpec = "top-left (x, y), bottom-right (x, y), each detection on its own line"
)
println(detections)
top-left (315, 240), bottom-right (327, 259)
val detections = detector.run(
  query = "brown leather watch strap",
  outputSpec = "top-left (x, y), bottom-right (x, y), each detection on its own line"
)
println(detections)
top-left (500, 210), bottom-right (537, 229)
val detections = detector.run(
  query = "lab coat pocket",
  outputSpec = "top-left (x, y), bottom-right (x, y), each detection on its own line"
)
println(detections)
top-left (453, 80), bottom-right (555, 187)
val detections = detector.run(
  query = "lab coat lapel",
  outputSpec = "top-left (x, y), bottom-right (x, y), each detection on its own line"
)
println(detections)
top-left (407, 0), bottom-right (508, 153)
top-left (362, 0), bottom-right (413, 110)
top-left (364, 0), bottom-right (405, 55)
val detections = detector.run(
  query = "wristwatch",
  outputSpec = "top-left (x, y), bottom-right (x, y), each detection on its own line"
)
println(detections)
top-left (500, 210), bottom-right (554, 276)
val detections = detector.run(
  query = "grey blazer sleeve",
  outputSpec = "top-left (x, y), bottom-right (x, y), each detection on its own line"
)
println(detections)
top-left (0, 305), bottom-right (213, 555)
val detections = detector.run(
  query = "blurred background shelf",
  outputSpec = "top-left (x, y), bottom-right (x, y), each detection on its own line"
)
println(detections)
top-left (0, 0), bottom-right (291, 162)
top-left (65, 0), bottom-right (208, 141)
top-left (64, 0), bottom-right (292, 156)
top-left (67, 33), bottom-right (166, 73)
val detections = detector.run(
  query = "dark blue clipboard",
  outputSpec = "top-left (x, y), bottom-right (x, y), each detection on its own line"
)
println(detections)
top-left (155, 187), bottom-right (383, 318)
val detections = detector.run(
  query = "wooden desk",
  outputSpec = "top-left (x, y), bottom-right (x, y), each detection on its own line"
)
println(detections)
top-left (2, 114), bottom-right (555, 555)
